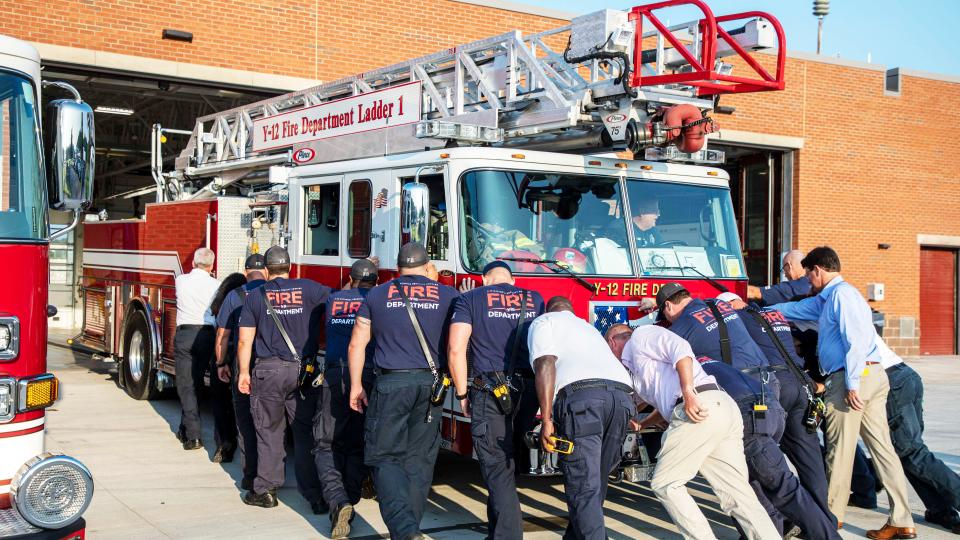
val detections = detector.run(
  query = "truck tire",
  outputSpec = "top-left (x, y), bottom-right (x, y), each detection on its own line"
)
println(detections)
top-left (121, 309), bottom-right (160, 400)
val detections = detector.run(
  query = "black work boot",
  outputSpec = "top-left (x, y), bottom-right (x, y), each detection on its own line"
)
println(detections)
top-left (311, 499), bottom-right (329, 515)
top-left (212, 443), bottom-right (235, 463)
top-left (330, 503), bottom-right (354, 539)
top-left (182, 439), bottom-right (202, 450)
top-left (243, 490), bottom-right (278, 508)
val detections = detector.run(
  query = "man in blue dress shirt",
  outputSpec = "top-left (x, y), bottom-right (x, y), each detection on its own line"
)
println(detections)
top-left (771, 247), bottom-right (915, 540)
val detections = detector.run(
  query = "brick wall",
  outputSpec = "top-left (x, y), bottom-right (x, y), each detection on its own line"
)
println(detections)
top-left (6, 1), bottom-right (959, 353)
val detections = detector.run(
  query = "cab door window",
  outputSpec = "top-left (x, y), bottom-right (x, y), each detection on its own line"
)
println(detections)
top-left (304, 183), bottom-right (340, 256)
top-left (347, 180), bottom-right (372, 258)
top-left (399, 173), bottom-right (447, 260)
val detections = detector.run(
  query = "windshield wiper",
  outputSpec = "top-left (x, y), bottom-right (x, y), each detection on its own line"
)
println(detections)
top-left (652, 265), bottom-right (729, 294)
top-left (497, 256), bottom-right (598, 295)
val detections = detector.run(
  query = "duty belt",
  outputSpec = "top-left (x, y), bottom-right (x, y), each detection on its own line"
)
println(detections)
top-left (674, 383), bottom-right (723, 407)
top-left (376, 368), bottom-right (432, 375)
top-left (557, 378), bottom-right (633, 401)
top-left (740, 364), bottom-right (789, 375)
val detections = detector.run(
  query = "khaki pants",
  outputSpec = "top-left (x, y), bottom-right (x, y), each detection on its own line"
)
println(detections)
top-left (823, 367), bottom-right (913, 526)
top-left (651, 390), bottom-right (780, 540)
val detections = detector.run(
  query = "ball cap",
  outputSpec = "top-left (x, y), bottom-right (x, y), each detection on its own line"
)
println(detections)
top-left (244, 253), bottom-right (266, 270)
top-left (655, 282), bottom-right (688, 312)
top-left (397, 242), bottom-right (429, 268)
top-left (350, 258), bottom-right (378, 281)
top-left (716, 291), bottom-right (742, 304)
top-left (264, 245), bottom-right (291, 266)
top-left (482, 260), bottom-right (512, 276)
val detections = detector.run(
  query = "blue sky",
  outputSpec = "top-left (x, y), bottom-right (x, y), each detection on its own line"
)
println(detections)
top-left (510, 0), bottom-right (960, 76)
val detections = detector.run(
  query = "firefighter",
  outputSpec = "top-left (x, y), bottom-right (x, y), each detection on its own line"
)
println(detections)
top-left (348, 242), bottom-right (459, 540)
top-left (173, 247), bottom-right (221, 450)
top-left (447, 260), bottom-right (544, 539)
top-left (630, 196), bottom-right (664, 247)
top-left (528, 296), bottom-right (635, 540)
top-left (717, 291), bottom-right (835, 528)
top-left (615, 323), bottom-right (780, 540)
top-left (213, 254), bottom-right (267, 490)
top-left (237, 246), bottom-right (329, 512)
top-left (694, 353), bottom-right (840, 540)
top-left (314, 258), bottom-right (379, 539)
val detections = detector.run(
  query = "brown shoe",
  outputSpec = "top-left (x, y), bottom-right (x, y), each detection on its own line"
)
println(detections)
top-left (866, 524), bottom-right (917, 539)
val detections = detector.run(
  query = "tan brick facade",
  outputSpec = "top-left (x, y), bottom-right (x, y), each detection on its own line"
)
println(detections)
top-left (5, 0), bottom-right (959, 354)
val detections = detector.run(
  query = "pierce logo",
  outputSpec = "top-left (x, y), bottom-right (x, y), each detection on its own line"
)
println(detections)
top-left (293, 148), bottom-right (316, 163)
top-left (605, 113), bottom-right (627, 123)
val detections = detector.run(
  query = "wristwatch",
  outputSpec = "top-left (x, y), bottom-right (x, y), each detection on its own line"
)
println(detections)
top-left (455, 391), bottom-right (468, 400)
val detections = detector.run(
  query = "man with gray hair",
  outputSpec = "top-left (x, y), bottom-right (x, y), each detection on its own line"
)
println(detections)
top-left (173, 247), bottom-right (220, 450)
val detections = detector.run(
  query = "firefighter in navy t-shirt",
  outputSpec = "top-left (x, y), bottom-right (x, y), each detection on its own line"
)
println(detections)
top-left (347, 243), bottom-right (459, 540)
top-left (695, 354), bottom-right (840, 540)
top-left (448, 261), bottom-right (544, 539)
top-left (657, 282), bottom-right (774, 388)
top-left (314, 258), bottom-right (378, 539)
top-left (718, 291), bottom-right (836, 530)
top-left (237, 246), bottom-right (331, 512)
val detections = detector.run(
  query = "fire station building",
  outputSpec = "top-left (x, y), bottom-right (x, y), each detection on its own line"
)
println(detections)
top-left (5, 0), bottom-right (958, 356)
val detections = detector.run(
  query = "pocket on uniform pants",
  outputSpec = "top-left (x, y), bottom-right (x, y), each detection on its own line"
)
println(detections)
top-left (252, 368), bottom-right (280, 395)
top-left (566, 399), bottom-right (604, 439)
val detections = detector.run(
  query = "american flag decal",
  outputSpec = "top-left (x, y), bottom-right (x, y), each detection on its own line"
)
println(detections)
top-left (374, 189), bottom-right (388, 209)
top-left (593, 304), bottom-right (629, 335)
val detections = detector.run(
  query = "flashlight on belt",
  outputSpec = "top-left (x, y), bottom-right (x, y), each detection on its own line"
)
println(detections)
top-left (430, 374), bottom-right (451, 405)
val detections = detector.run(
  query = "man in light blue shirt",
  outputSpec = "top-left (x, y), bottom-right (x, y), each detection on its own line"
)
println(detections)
top-left (772, 247), bottom-right (915, 539)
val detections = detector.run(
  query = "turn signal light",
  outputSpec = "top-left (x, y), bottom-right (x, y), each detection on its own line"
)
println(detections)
top-left (19, 375), bottom-right (58, 412)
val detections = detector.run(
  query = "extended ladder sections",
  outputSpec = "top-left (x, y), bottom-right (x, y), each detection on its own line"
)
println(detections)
top-left (154, 0), bottom-right (785, 201)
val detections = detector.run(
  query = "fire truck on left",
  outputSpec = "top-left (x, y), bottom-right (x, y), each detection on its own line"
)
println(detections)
top-left (0, 34), bottom-right (94, 538)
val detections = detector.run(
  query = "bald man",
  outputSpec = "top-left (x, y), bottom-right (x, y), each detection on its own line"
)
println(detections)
top-left (747, 250), bottom-right (811, 305)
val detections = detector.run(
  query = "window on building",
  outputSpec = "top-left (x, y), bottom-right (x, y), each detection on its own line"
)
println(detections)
top-left (885, 67), bottom-right (901, 96)
top-left (347, 180), bottom-right (372, 258)
top-left (304, 183), bottom-right (339, 256)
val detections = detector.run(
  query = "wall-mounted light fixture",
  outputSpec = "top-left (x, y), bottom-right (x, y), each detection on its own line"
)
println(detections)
top-left (878, 243), bottom-right (891, 250)
top-left (162, 29), bottom-right (193, 43)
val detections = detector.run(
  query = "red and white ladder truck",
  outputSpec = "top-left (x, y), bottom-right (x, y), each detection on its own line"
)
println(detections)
top-left (0, 34), bottom-right (95, 538)
top-left (76, 1), bottom-right (785, 477)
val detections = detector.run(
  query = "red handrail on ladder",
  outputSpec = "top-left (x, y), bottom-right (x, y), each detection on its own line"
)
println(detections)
top-left (628, 0), bottom-right (786, 96)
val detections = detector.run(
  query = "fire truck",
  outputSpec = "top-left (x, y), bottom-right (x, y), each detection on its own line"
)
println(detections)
top-left (0, 35), bottom-right (95, 538)
top-left (75, 1), bottom-right (785, 473)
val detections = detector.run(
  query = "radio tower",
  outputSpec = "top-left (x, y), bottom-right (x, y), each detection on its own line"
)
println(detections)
top-left (813, 0), bottom-right (830, 54)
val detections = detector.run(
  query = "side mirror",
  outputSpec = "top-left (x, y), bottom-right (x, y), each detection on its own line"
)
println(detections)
top-left (45, 94), bottom-right (95, 211)
top-left (401, 182), bottom-right (430, 252)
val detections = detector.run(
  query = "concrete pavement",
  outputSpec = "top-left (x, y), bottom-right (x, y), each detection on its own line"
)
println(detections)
top-left (43, 335), bottom-right (960, 538)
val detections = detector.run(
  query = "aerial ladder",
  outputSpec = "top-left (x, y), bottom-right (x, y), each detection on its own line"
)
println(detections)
top-left (151, 0), bottom-right (785, 202)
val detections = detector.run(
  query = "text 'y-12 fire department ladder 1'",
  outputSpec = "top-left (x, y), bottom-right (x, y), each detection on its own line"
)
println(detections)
top-left (150, 0), bottom-right (785, 202)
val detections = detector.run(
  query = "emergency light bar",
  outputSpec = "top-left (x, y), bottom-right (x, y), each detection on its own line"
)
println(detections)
top-left (644, 146), bottom-right (725, 164)
top-left (416, 121), bottom-right (503, 144)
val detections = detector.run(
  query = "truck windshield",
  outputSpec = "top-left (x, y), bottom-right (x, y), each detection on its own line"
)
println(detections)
top-left (0, 71), bottom-right (47, 241)
top-left (459, 169), bottom-right (633, 275)
top-left (627, 178), bottom-right (745, 279)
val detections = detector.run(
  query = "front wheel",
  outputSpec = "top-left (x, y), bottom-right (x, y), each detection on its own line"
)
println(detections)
top-left (122, 309), bottom-right (160, 400)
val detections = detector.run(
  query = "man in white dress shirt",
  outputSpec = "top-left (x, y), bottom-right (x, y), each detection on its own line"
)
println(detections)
top-left (528, 296), bottom-right (634, 540)
top-left (173, 247), bottom-right (220, 450)
top-left (617, 323), bottom-right (779, 540)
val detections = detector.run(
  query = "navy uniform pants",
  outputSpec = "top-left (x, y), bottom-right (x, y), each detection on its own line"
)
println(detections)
top-left (174, 324), bottom-right (214, 441)
top-left (365, 370), bottom-right (440, 539)
top-left (775, 368), bottom-right (835, 525)
top-left (250, 357), bottom-right (323, 503)
top-left (554, 383), bottom-right (634, 540)
top-left (313, 364), bottom-right (375, 508)
top-left (851, 363), bottom-right (960, 518)
top-left (740, 401), bottom-right (839, 540)
top-left (469, 372), bottom-right (537, 539)
top-left (230, 349), bottom-right (257, 488)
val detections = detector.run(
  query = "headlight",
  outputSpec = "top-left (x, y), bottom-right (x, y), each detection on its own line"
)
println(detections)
top-left (0, 378), bottom-right (14, 422)
top-left (11, 453), bottom-right (93, 529)
top-left (0, 316), bottom-right (19, 360)
top-left (18, 374), bottom-right (58, 412)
